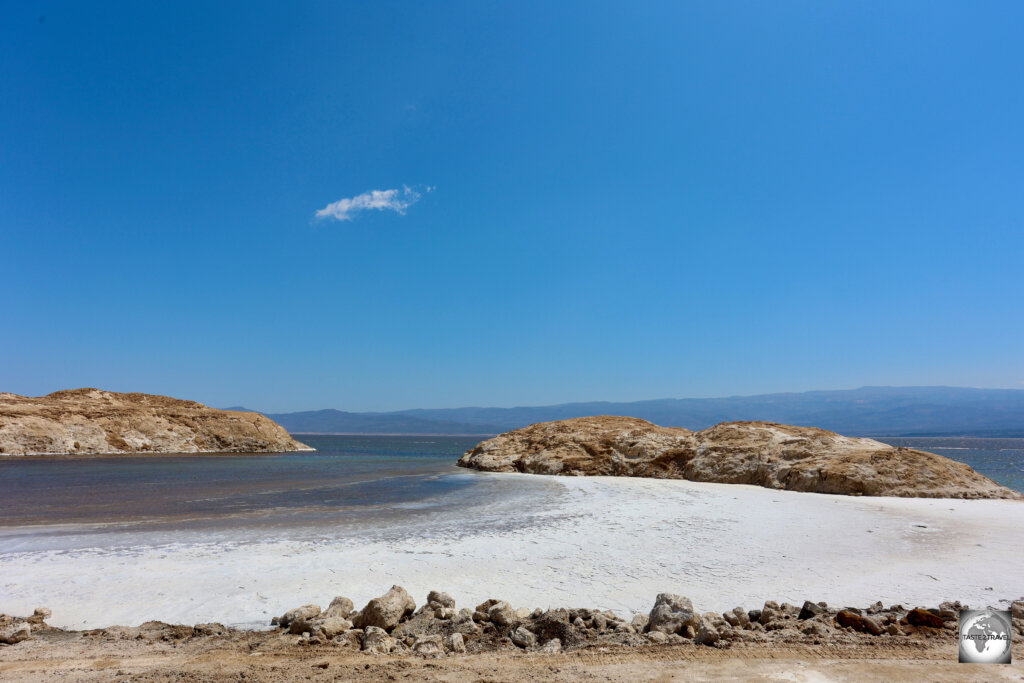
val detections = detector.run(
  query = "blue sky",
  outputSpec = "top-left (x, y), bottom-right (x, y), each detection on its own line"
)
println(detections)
top-left (2, 2), bottom-right (1023, 412)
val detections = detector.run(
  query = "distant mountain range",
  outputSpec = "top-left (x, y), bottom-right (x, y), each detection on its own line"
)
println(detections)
top-left (227, 386), bottom-right (1024, 437)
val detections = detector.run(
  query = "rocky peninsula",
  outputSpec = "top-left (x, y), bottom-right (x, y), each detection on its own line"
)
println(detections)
top-left (458, 416), bottom-right (1018, 499)
top-left (0, 388), bottom-right (312, 455)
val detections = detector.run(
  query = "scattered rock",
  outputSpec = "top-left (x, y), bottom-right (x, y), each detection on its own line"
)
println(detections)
top-left (353, 586), bottom-right (415, 632)
top-left (488, 601), bottom-right (516, 627)
top-left (361, 626), bottom-right (394, 654)
top-left (511, 626), bottom-right (536, 648)
top-left (648, 594), bottom-right (699, 635)
top-left (798, 601), bottom-right (825, 620)
top-left (323, 596), bottom-right (355, 620)
top-left (0, 622), bottom-right (31, 645)
top-left (445, 632), bottom-right (466, 654)
top-left (695, 617), bottom-right (720, 646)
top-left (278, 604), bottom-right (321, 630)
top-left (316, 617), bottom-right (353, 638)
top-left (630, 614), bottom-right (649, 632)
top-left (539, 638), bottom-right (562, 653)
top-left (412, 634), bottom-right (444, 656)
top-left (907, 608), bottom-right (945, 628)
top-left (836, 610), bottom-right (883, 635)
top-left (427, 591), bottom-right (455, 610)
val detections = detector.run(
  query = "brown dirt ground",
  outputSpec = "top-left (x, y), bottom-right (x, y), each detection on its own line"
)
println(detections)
top-left (2, 630), bottom-right (1021, 682)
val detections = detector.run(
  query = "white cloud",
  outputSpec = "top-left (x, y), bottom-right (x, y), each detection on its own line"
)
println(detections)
top-left (315, 185), bottom-right (430, 222)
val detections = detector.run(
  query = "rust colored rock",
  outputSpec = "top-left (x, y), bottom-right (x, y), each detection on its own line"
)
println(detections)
top-left (907, 608), bottom-right (946, 628)
top-left (836, 610), bottom-right (883, 635)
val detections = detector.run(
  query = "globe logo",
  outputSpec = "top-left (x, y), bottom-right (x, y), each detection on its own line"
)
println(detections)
top-left (959, 610), bottom-right (1012, 664)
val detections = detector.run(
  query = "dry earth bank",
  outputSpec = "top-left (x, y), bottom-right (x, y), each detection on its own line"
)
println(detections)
top-left (3, 590), bottom-right (1023, 682)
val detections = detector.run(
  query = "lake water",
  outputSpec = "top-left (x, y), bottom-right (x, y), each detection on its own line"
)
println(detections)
top-left (874, 436), bottom-right (1024, 494)
top-left (1, 435), bottom-right (1022, 628)
top-left (0, 434), bottom-right (1020, 551)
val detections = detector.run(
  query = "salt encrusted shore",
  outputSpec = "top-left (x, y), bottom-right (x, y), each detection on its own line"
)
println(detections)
top-left (2, 475), bottom-right (1022, 630)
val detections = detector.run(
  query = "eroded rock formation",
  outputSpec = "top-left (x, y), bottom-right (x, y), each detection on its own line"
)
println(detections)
top-left (0, 388), bottom-right (312, 455)
top-left (457, 416), bottom-right (1018, 499)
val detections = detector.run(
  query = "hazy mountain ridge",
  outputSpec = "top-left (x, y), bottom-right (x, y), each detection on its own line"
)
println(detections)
top-left (248, 387), bottom-right (1024, 436)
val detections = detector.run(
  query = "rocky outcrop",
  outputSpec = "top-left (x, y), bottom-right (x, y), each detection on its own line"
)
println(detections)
top-left (261, 588), bottom-right (1023, 656)
top-left (457, 416), bottom-right (1019, 499)
top-left (0, 388), bottom-right (312, 455)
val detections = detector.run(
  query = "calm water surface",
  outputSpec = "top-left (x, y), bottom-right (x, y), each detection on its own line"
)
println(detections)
top-left (1, 435), bottom-right (1021, 540)
top-left (875, 437), bottom-right (1024, 493)
top-left (0, 435), bottom-right (484, 533)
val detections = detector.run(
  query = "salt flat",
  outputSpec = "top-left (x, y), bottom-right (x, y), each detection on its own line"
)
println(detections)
top-left (1, 473), bottom-right (1022, 629)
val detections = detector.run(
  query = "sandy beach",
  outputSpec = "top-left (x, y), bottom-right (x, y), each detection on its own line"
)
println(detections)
top-left (2, 472), bottom-right (1022, 630)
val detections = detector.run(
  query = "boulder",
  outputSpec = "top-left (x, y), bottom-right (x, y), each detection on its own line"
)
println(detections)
top-left (323, 596), bottom-right (355, 620)
top-left (1011, 601), bottom-right (1024, 621)
top-left (724, 607), bottom-right (751, 628)
top-left (487, 601), bottom-right (516, 627)
top-left (427, 591), bottom-right (455, 609)
top-left (0, 622), bottom-right (31, 645)
top-left (539, 638), bottom-right (562, 653)
top-left (907, 608), bottom-right (945, 628)
top-left (630, 614), bottom-right (649, 632)
top-left (695, 617), bottom-right (720, 646)
top-left (392, 610), bottom-right (443, 639)
top-left (511, 626), bottom-right (537, 648)
top-left (353, 586), bottom-right (415, 632)
top-left (27, 608), bottom-right (52, 627)
top-left (646, 631), bottom-right (668, 644)
top-left (802, 621), bottom-right (829, 637)
top-left (798, 601), bottom-right (826, 620)
top-left (446, 632), bottom-right (466, 653)
top-left (836, 610), bottom-right (883, 635)
top-left (361, 626), bottom-right (394, 654)
top-left (433, 606), bottom-right (456, 620)
top-left (648, 594), bottom-right (699, 635)
top-left (317, 617), bottom-right (353, 638)
top-left (288, 618), bottom-right (316, 635)
top-left (279, 604), bottom-right (321, 629)
top-left (412, 634), bottom-right (444, 656)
